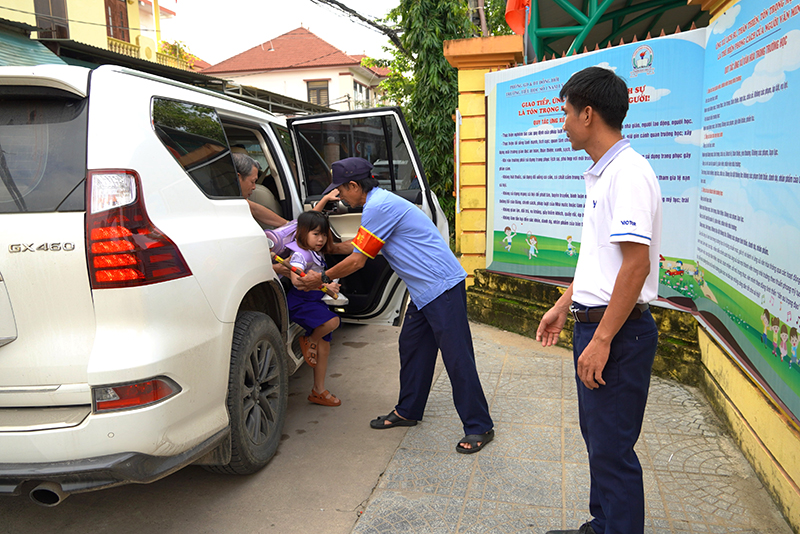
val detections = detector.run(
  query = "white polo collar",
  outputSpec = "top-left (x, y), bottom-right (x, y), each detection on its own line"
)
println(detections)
top-left (584, 138), bottom-right (630, 179)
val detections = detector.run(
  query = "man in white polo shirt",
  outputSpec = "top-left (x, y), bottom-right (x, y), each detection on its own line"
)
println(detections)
top-left (537, 66), bottom-right (662, 534)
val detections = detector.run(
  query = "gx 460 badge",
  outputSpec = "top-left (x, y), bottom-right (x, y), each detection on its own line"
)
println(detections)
top-left (9, 243), bottom-right (76, 253)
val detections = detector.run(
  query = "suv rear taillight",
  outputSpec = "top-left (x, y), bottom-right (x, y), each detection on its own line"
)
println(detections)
top-left (92, 377), bottom-right (181, 413)
top-left (86, 170), bottom-right (191, 289)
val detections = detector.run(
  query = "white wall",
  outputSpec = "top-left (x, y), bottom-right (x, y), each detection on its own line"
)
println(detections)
top-left (138, 0), bottom-right (178, 42)
top-left (222, 65), bottom-right (381, 112)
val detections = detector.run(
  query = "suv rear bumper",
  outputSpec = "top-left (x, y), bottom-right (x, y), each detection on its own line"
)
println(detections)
top-left (0, 428), bottom-right (227, 496)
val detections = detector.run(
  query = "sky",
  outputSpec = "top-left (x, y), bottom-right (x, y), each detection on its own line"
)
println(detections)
top-left (160, 0), bottom-right (399, 66)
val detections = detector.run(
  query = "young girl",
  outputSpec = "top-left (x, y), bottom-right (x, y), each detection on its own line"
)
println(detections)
top-left (286, 211), bottom-right (342, 407)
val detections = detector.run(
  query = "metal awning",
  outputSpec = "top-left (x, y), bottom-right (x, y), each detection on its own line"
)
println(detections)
top-left (0, 19), bottom-right (65, 67)
top-left (38, 38), bottom-right (225, 89)
top-left (37, 38), bottom-right (330, 116)
top-left (526, 0), bottom-right (711, 61)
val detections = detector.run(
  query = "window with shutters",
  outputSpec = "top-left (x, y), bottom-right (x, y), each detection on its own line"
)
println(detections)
top-left (307, 81), bottom-right (329, 107)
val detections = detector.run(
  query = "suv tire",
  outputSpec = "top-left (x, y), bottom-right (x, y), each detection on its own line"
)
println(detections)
top-left (206, 311), bottom-right (288, 475)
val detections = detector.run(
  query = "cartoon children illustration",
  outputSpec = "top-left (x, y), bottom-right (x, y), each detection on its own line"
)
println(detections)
top-left (771, 316), bottom-right (781, 356)
top-left (683, 262), bottom-right (699, 276)
top-left (565, 235), bottom-right (576, 256)
top-left (790, 327), bottom-right (799, 369)
top-left (779, 324), bottom-right (789, 362)
top-left (760, 309), bottom-right (771, 348)
top-left (502, 226), bottom-right (517, 252)
top-left (525, 233), bottom-right (538, 259)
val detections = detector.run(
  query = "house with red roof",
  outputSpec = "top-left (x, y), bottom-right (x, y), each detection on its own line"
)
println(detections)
top-left (203, 27), bottom-right (388, 112)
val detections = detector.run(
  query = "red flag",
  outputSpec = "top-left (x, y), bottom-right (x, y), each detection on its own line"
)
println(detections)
top-left (505, 0), bottom-right (531, 35)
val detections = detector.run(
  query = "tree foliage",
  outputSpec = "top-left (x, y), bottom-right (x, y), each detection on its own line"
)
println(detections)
top-left (363, 0), bottom-right (513, 230)
top-left (319, 0), bottom-right (515, 231)
top-left (367, 1), bottom-right (471, 228)
top-left (152, 100), bottom-right (226, 142)
top-left (159, 40), bottom-right (197, 68)
top-left (484, 0), bottom-right (515, 38)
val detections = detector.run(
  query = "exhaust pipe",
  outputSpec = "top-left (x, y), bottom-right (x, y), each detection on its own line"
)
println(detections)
top-left (29, 481), bottom-right (69, 507)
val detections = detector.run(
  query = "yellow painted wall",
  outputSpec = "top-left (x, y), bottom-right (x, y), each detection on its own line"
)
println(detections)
top-left (456, 74), bottom-right (489, 285)
top-left (1, 0), bottom-right (105, 48)
top-left (65, 0), bottom-right (106, 48)
top-left (0, 0), bottom-right (37, 26)
top-left (447, 38), bottom-right (521, 286)
top-left (127, 0), bottom-right (141, 42)
top-left (699, 330), bottom-right (800, 532)
top-left (0, 0), bottom-right (152, 56)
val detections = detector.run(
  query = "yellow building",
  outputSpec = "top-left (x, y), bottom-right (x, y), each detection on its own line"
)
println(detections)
top-left (0, 0), bottom-right (189, 69)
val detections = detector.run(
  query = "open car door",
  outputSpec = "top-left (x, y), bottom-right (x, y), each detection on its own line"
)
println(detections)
top-left (288, 107), bottom-right (449, 326)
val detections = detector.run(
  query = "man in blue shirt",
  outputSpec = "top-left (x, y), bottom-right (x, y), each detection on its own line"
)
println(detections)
top-left (298, 158), bottom-right (494, 453)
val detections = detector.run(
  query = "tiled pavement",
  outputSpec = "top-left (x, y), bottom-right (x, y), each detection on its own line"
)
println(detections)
top-left (352, 323), bottom-right (793, 534)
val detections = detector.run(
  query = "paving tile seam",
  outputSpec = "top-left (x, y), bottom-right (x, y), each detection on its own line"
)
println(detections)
top-left (353, 326), bottom-right (793, 534)
top-left (372, 488), bottom-right (578, 512)
top-left (453, 451), bottom-right (481, 534)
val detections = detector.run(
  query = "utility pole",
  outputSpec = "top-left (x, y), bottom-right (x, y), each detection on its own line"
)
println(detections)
top-left (477, 0), bottom-right (488, 36)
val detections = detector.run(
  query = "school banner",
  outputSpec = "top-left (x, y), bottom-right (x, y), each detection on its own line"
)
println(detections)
top-left (697, 0), bottom-right (800, 420)
top-left (486, 32), bottom-right (704, 279)
top-left (485, 2), bottom-right (800, 421)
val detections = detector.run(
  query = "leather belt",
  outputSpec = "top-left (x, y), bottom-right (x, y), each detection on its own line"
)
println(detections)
top-left (570, 303), bottom-right (649, 323)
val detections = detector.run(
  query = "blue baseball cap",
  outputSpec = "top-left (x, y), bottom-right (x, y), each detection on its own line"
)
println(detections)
top-left (322, 157), bottom-right (374, 195)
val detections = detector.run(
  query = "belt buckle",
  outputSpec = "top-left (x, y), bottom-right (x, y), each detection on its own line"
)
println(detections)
top-left (569, 305), bottom-right (581, 323)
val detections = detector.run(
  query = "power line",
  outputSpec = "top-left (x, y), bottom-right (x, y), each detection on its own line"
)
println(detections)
top-left (307, 0), bottom-right (409, 59)
top-left (0, 5), bottom-right (160, 35)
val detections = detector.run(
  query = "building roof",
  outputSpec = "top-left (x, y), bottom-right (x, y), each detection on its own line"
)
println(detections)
top-left (190, 57), bottom-right (211, 71)
top-left (203, 27), bottom-right (386, 78)
top-left (0, 18), bottom-right (66, 67)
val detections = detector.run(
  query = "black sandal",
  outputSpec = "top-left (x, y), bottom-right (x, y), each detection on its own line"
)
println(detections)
top-left (456, 429), bottom-right (495, 454)
top-left (370, 411), bottom-right (417, 429)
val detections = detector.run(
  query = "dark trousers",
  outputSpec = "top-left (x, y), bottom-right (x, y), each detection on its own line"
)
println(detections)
top-left (395, 282), bottom-right (493, 435)
top-left (573, 307), bottom-right (658, 534)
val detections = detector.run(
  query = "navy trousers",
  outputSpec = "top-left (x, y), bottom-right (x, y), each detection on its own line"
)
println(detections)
top-left (395, 282), bottom-right (493, 435)
top-left (572, 306), bottom-right (658, 534)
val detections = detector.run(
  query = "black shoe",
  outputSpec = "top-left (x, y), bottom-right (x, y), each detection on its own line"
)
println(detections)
top-left (369, 410), bottom-right (417, 429)
top-left (545, 522), bottom-right (596, 534)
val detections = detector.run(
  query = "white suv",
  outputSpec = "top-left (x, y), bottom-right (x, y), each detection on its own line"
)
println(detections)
top-left (0, 64), bottom-right (448, 506)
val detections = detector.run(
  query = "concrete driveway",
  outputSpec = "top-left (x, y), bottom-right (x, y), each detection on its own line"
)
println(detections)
top-left (0, 323), bottom-right (413, 533)
top-left (0, 322), bottom-right (792, 533)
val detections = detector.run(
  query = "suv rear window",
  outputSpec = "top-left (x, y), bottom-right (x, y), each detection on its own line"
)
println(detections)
top-left (0, 91), bottom-right (88, 213)
top-left (151, 98), bottom-right (239, 198)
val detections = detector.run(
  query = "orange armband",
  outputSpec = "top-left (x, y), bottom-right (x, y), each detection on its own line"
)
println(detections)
top-left (353, 226), bottom-right (384, 259)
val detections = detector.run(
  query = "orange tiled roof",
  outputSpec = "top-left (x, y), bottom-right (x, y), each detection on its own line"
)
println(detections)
top-left (203, 27), bottom-right (384, 75)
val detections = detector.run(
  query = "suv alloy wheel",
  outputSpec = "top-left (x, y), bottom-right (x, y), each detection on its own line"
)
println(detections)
top-left (206, 311), bottom-right (288, 474)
